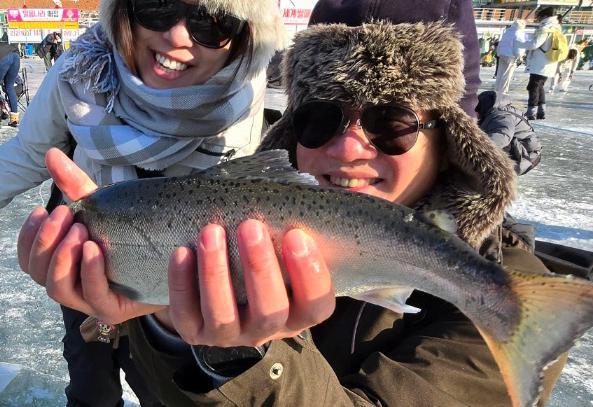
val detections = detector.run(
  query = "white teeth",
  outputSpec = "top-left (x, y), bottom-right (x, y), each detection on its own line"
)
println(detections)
top-left (155, 53), bottom-right (188, 71)
top-left (330, 176), bottom-right (376, 188)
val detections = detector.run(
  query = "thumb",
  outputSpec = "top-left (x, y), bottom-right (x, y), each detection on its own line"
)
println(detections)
top-left (46, 148), bottom-right (98, 201)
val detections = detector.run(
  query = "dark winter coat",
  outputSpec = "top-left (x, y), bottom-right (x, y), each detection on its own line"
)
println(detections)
top-left (476, 91), bottom-right (542, 175)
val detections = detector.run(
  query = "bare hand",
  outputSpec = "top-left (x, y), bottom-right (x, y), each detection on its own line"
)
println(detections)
top-left (18, 148), bottom-right (163, 323)
top-left (157, 219), bottom-right (336, 347)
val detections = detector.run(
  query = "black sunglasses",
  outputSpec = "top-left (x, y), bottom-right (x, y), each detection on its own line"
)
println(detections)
top-left (292, 100), bottom-right (440, 156)
top-left (130, 0), bottom-right (245, 49)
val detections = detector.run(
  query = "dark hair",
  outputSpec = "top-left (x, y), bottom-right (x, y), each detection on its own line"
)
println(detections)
top-left (567, 48), bottom-right (578, 60)
top-left (536, 7), bottom-right (555, 20)
top-left (110, 0), bottom-right (253, 77)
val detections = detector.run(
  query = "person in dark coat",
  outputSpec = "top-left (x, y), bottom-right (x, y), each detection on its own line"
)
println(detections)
top-left (38, 32), bottom-right (61, 71)
top-left (476, 90), bottom-right (542, 175)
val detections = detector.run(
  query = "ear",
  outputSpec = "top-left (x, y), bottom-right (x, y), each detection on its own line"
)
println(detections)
top-left (438, 105), bottom-right (517, 247)
top-left (258, 113), bottom-right (298, 166)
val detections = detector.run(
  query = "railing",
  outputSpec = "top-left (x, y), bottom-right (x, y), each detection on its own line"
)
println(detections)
top-left (473, 7), bottom-right (533, 21)
top-left (473, 7), bottom-right (593, 24)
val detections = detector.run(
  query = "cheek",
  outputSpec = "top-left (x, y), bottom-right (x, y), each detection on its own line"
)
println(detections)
top-left (385, 135), bottom-right (442, 205)
top-left (296, 145), bottom-right (314, 173)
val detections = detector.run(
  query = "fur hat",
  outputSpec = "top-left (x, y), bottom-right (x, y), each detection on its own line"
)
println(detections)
top-left (99, 0), bottom-right (286, 79)
top-left (260, 21), bottom-right (516, 247)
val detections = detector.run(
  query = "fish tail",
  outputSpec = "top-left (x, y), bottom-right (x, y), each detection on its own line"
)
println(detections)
top-left (477, 271), bottom-right (593, 407)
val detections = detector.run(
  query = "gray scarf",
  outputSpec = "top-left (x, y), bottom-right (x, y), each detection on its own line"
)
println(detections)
top-left (59, 24), bottom-right (265, 184)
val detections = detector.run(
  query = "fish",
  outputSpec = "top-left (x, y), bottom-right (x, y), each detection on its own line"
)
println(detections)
top-left (70, 150), bottom-right (593, 407)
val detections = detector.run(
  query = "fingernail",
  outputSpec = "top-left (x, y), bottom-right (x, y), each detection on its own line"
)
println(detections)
top-left (290, 230), bottom-right (312, 257)
top-left (200, 226), bottom-right (224, 251)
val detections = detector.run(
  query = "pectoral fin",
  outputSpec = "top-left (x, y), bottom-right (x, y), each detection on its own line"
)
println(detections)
top-left (352, 286), bottom-right (420, 314)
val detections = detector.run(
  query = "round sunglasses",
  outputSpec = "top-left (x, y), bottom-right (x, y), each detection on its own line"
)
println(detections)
top-left (292, 100), bottom-right (440, 156)
top-left (130, 0), bottom-right (245, 49)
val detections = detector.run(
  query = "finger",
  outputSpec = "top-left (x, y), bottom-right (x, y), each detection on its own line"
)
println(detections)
top-left (282, 229), bottom-right (335, 331)
top-left (46, 223), bottom-right (93, 314)
top-left (17, 207), bottom-right (48, 274)
top-left (168, 247), bottom-right (203, 344)
top-left (239, 220), bottom-right (289, 340)
top-left (79, 241), bottom-right (121, 322)
top-left (46, 147), bottom-right (97, 201)
top-left (28, 205), bottom-right (74, 286)
top-left (197, 224), bottom-right (240, 345)
top-left (80, 242), bottom-right (162, 324)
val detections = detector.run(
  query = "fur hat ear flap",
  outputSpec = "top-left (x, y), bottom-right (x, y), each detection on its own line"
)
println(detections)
top-left (258, 114), bottom-right (298, 165)
top-left (436, 105), bottom-right (517, 247)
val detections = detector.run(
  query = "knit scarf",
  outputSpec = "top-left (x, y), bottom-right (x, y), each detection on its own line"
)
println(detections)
top-left (59, 24), bottom-right (265, 184)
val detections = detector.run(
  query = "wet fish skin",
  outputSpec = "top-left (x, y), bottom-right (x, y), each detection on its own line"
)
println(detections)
top-left (69, 150), bottom-right (593, 407)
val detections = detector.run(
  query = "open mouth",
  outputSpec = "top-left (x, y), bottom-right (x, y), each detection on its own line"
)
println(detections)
top-left (327, 175), bottom-right (381, 188)
top-left (154, 52), bottom-right (189, 72)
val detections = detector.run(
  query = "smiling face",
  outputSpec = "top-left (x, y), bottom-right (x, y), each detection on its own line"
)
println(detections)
top-left (296, 110), bottom-right (444, 206)
top-left (132, 19), bottom-right (232, 89)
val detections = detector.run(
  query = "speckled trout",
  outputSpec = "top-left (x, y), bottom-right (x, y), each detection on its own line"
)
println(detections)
top-left (70, 150), bottom-right (593, 407)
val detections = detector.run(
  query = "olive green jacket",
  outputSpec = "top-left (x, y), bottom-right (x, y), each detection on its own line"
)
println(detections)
top-left (126, 246), bottom-right (567, 406)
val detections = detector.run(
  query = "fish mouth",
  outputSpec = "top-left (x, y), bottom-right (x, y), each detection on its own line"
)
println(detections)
top-left (325, 175), bottom-right (382, 189)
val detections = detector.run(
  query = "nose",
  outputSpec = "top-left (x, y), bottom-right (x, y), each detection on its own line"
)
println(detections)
top-left (163, 18), bottom-right (194, 48)
top-left (325, 124), bottom-right (378, 163)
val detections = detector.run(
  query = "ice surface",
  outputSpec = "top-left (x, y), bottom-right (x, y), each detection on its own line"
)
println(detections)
top-left (1, 59), bottom-right (592, 405)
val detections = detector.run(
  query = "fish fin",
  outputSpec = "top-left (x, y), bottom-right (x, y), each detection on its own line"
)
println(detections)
top-left (199, 150), bottom-right (318, 186)
top-left (475, 272), bottom-right (593, 407)
top-left (352, 287), bottom-right (420, 314)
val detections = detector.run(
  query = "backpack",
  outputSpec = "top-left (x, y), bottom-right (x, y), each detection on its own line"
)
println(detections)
top-left (541, 29), bottom-right (569, 62)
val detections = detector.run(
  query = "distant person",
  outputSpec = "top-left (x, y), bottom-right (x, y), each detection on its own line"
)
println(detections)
top-left (481, 48), bottom-right (495, 67)
top-left (37, 32), bottom-right (61, 71)
top-left (495, 20), bottom-right (527, 94)
top-left (476, 90), bottom-right (542, 175)
top-left (491, 37), bottom-right (500, 78)
top-left (0, 39), bottom-right (21, 127)
top-left (549, 48), bottom-right (579, 93)
top-left (576, 38), bottom-right (592, 70)
top-left (521, 6), bottom-right (566, 120)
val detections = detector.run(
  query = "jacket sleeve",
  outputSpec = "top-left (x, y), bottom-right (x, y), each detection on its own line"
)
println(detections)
top-left (0, 57), bottom-right (70, 208)
top-left (449, 0), bottom-right (481, 117)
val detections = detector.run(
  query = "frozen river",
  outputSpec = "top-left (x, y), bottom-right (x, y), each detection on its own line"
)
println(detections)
top-left (0, 58), bottom-right (592, 405)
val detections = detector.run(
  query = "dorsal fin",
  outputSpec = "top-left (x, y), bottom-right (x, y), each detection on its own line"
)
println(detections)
top-left (199, 150), bottom-right (318, 186)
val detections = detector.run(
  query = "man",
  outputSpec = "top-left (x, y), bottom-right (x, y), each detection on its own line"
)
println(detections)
top-left (521, 7), bottom-right (563, 120)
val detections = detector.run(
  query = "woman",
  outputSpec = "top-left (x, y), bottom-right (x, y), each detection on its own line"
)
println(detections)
top-left (19, 21), bottom-right (571, 406)
top-left (2, 0), bottom-right (284, 404)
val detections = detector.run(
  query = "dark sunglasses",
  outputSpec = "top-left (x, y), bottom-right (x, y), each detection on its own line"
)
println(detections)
top-left (292, 100), bottom-right (440, 156)
top-left (130, 0), bottom-right (245, 49)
